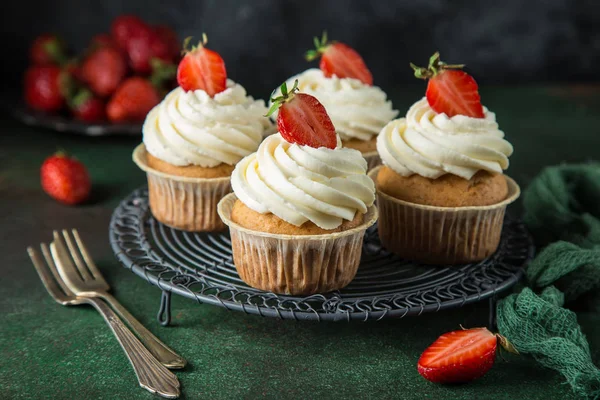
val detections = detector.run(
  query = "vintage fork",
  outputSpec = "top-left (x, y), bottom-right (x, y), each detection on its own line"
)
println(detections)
top-left (51, 229), bottom-right (186, 369)
top-left (27, 244), bottom-right (180, 399)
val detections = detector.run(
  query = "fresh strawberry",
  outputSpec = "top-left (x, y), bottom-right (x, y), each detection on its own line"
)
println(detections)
top-left (418, 327), bottom-right (518, 384)
top-left (30, 33), bottom-right (67, 66)
top-left (41, 152), bottom-right (91, 205)
top-left (91, 33), bottom-right (115, 48)
top-left (24, 66), bottom-right (67, 112)
top-left (68, 88), bottom-right (105, 122)
top-left (64, 59), bottom-right (83, 82)
top-left (111, 15), bottom-right (148, 51)
top-left (305, 32), bottom-right (373, 85)
top-left (106, 77), bottom-right (160, 122)
top-left (176, 35), bottom-right (227, 96)
top-left (411, 52), bottom-right (485, 118)
top-left (126, 24), bottom-right (172, 74)
top-left (154, 24), bottom-right (180, 61)
top-left (81, 46), bottom-right (127, 97)
top-left (266, 80), bottom-right (337, 149)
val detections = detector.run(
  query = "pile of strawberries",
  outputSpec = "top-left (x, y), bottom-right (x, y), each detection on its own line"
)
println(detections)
top-left (24, 15), bottom-right (179, 123)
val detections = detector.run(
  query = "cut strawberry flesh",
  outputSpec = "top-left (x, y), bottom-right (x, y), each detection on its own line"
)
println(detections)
top-left (278, 93), bottom-right (337, 149)
top-left (427, 70), bottom-right (485, 118)
top-left (418, 327), bottom-right (497, 384)
top-left (177, 47), bottom-right (227, 96)
top-left (321, 43), bottom-right (373, 85)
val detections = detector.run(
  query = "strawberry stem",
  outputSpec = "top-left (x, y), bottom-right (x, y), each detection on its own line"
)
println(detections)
top-left (305, 31), bottom-right (330, 62)
top-left (496, 333), bottom-right (520, 355)
top-left (410, 51), bottom-right (466, 80)
top-left (265, 79), bottom-right (299, 117)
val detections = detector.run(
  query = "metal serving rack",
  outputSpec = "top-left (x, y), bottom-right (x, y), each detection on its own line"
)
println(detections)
top-left (109, 188), bottom-right (534, 325)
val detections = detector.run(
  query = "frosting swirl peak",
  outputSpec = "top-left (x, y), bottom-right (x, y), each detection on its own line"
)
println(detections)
top-left (377, 98), bottom-right (513, 180)
top-left (231, 133), bottom-right (375, 229)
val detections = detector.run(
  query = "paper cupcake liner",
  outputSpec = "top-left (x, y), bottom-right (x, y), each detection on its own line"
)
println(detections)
top-left (218, 193), bottom-right (378, 295)
top-left (133, 144), bottom-right (232, 232)
top-left (368, 166), bottom-right (520, 264)
top-left (363, 151), bottom-right (381, 171)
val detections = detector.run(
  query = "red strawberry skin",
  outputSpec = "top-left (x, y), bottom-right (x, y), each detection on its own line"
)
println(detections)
top-left (106, 77), bottom-right (160, 122)
top-left (82, 47), bottom-right (127, 97)
top-left (41, 154), bottom-right (91, 205)
top-left (111, 15), bottom-right (147, 51)
top-left (177, 45), bottom-right (227, 96)
top-left (320, 43), bottom-right (373, 85)
top-left (426, 69), bottom-right (485, 118)
top-left (418, 328), bottom-right (497, 384)
top-left (127, 25), bottom-right (173, 74)
top-left (154, 25), bottom-right (180, 61)
top-left (24, 66), bottom-right (65, 112)
top-left (71, 95), bottom-right (105, 122)
top-left (278, 93), bottom-right (337, 149)
top-left (91, 33), bottom-right (116, 48)
top-left (30, 33), bottom-right (65, 65)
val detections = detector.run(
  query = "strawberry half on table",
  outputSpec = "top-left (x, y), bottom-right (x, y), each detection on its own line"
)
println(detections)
top-left (411, 52), bottom-right (485, 118)
top-left (418, 327), bottom-right (518, 384)
top-left (177, 34), bottom-right (227, 96)
top-left (305, 31), bottom-right (373, 86)
top-left (266, 80), bottom-right (337, 149)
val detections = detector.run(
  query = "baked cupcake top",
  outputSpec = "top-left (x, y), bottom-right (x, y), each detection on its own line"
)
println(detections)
top-left (270, 33), bottom-right (397, 142)
top-left (143, 36), bottom-right (272, 168)
top-left (232, 81), bottom-right (375, 230)
top-left (377, 53), bottom-right (513, 180)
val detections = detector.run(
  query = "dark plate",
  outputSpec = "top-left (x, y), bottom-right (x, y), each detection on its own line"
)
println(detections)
top-left (8, 97), bottom-right (142, 136)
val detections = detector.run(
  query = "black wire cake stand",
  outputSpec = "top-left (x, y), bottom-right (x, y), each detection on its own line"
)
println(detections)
top-left (109, 187), bottom-right (534, 325)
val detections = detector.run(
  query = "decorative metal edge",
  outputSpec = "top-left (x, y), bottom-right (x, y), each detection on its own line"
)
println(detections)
top-left (109, 187), bottom-right (534, 322)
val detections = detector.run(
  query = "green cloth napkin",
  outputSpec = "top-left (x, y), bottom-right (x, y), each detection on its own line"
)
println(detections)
top-left (497, 164), bottom-right (600, 399)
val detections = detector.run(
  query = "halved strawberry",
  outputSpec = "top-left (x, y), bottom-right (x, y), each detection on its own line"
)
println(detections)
top-left (176, 34), bottom-right (227, 96)
top-left (305, 32), bottom-right (373, 85)
top-left (411, 52), bottom-right (485, 118)
top-left (266, 80), bottom-right (337, 149)
top-left (418, 327), bottom-right (518, 384)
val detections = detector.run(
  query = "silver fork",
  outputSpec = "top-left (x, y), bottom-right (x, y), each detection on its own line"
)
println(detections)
top-left (51, 229), bottom-right (186, 369)
top-left (28, 244), bottom-right (180, 399)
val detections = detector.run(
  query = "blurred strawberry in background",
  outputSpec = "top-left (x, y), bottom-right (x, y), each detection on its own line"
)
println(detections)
top-left (23, 14), bottom-right (179, 123)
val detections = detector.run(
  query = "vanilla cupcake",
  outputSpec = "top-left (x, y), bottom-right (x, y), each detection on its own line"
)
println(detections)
top-left (134, 37), bottom-right (272, 231)
top-left (371, 53), bottom-right (520, 264)
top-left (270, 34), bottom-right (397, 169)
top-left (218, 82), bottom-right (377, 295)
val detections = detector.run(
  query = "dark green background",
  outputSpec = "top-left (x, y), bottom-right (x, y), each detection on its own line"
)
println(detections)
top-left (1, 85), bottom-right (599, 399)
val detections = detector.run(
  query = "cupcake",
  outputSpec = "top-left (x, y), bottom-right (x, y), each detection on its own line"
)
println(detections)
top-left (218, 81), bottom-right (377, 295)
top-left (270, 33), bottom-right (398, 169)
top-left (133, 36), bottom-right (272, 231)
top-left (372, 52), bottom-right (520, 264)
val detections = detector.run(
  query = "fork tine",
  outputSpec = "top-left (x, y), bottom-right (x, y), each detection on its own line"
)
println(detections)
top-left (71, 229), bottom-right (102, 280)
top-left (28, 245), bottom-right (68, 303)
top-left (48, 242), bottom-right (78, 297)
top-left (54, 230), bottom-right (93, 281)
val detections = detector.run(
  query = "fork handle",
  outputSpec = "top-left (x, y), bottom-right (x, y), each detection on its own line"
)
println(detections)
top-left (100, 292), bottom-right (186, 369)
top-left (84, 297), bottom-right (180, 399)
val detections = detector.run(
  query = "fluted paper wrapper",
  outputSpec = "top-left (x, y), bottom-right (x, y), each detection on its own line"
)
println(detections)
top-left (369, 167), bottom-right (520, 264)
top-left (363, 151), bottom-right (381, 171)
top-left (218, 193), bottom-right (378, 295)
top-left (133, 144), bottom-right (231, 232)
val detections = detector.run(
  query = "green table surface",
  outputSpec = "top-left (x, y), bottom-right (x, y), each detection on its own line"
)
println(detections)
top-left (1, 84), bottom-right (600, 400)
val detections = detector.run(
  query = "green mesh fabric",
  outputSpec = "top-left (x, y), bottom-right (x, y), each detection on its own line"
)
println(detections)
top-left (497, 287), bottom-right (600, 399)
top-left (497, 164), bottom-right (600, 399)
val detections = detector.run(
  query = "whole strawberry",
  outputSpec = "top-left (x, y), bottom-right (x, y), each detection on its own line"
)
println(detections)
top-left (106, 77), bottom-right (160, 122)
top-left (111, 15), bottom-right (148, 51)
top-left (305, 32), bottom-right (373, 85)
top-left (82, 46), bottom-right (127, 97)
top-left (41, 152), bottom-right (91, 205)
top-left (30, 33), bottom-right (67, 66)
top-left (418, 327), bottom-right (518, 384)
top-left (127, 25), bottom-right (172, 74)
top-left (177, 34), bottom-right (227, 96)
top-left (68, 88), bottom-right (105, 122)
top-left (154, 24), bottom-right (180, 62)
top-left (24, 66), bottom-right (67, 112)
top-left (411, 52), bottom-right (485, 118)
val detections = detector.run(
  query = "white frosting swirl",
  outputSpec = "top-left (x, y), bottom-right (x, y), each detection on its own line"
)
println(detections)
top-left (377, 98), bottom-right (513, 180)
top-left (272, 69), bottom-right (398, 141)
top-left (143, 80), bottom-right (272, 167)
top-left (231, 133), bottom-right (375, 229)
